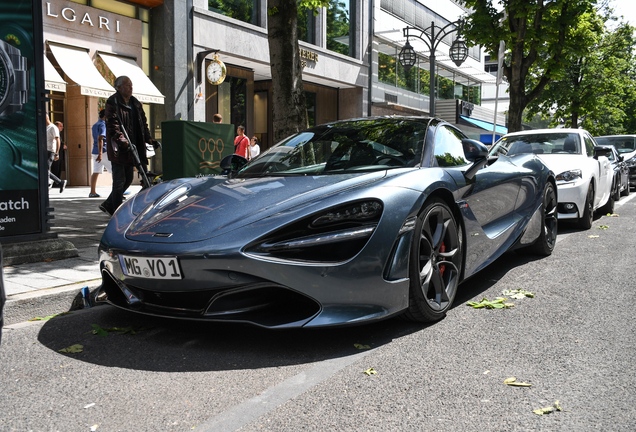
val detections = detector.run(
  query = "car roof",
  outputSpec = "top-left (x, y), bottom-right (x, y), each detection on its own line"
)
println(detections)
top-left (503, 128), bottom-right (588, 137)
top-left (594, 134), bottom-right (636, 138)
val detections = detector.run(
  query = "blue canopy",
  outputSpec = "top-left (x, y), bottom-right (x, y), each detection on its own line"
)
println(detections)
top-left (460, 115), bottom-right (508, 135)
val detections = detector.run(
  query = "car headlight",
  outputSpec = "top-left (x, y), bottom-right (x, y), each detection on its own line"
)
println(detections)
top-left (245, 200), bottom-right (383, 263)
top-left (556, 169), bottom-right (582, 182)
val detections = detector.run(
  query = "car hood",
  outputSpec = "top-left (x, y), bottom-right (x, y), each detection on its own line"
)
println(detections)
top-left (535, 154), bottom-right (587, 176)
top-left (125, 172), bottom-right (387, 243)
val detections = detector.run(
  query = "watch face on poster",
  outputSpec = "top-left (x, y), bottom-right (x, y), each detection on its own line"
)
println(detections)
top-left (206, 58), bottom-right (226, 85)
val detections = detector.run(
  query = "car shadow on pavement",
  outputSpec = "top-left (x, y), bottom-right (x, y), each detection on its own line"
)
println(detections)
top-left (35, 304), bottom-right (431, 373)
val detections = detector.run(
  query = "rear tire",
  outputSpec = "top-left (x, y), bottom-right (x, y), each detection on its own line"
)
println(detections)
top-left (402, 198), bottom-right (463, 323)
top-left (621, 178), bottom-right (630, 196)
top-left (578, 184), bottom-right (594, 230)
top-left (527, 182), bottom-right (558, 256)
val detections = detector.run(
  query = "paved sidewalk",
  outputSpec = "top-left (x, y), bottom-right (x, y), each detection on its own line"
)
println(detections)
top-left (2, 185), bottom-right (141, 323)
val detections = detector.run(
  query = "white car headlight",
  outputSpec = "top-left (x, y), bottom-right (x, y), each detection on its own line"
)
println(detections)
top-left (556, 169), bottom-right (582, 182)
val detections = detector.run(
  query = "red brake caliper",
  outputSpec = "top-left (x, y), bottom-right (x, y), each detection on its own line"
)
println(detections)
top-left (439, 242), bottom-right (446, 276)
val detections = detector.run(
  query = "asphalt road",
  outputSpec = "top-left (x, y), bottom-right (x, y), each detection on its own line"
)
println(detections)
top-left (1, 195), bottom-right (635, 432)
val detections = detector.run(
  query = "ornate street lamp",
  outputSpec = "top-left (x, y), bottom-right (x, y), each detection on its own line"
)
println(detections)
top-left (399, 20), bottom-right (468, 116)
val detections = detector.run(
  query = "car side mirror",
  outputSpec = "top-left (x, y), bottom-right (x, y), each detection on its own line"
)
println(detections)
top-left (462, 139), bottom-right (489, 162)
top-left (619, 155), bottom-right (624, 162)
top-left (593, 146), bottom-right (612, 159)
top-left (462, 139), bottom-right (489, 180)
top-left (220, 154), bottom-right (248, 177)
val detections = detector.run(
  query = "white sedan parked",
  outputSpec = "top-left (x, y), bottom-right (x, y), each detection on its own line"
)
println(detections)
top-left (489, 129), bottom-right (613, 229)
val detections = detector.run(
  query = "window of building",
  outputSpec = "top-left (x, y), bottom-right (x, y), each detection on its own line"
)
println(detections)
top-left (327, 0), bottom-right (355, 57)
top-left (208, 0), bottom-right (260, 26)
top-left (298, 4), bottom-right (316, 44)
top-left (306, 91), bottom-right (316, 127)
top-left (91, 0), bottom-right (137, 17)
top-left (218, 76), bottom-right (248, 132)
top-left (485, 63), bottom-right (498, 76)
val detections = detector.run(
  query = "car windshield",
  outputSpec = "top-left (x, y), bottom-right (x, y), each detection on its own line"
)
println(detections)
top-left (238, 119), bottom-right (427, 177)
top-left (489, 133), bottom-right (581, 157)
top-left (594, 136), bottom-right (636, 154)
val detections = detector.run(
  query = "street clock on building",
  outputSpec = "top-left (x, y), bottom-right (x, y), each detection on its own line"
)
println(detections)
top-left (206, 56), bottom-right (226, 85)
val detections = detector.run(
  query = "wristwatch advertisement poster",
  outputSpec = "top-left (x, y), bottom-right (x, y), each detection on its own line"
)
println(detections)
top-left (0, 0), bottom-right (41, 237)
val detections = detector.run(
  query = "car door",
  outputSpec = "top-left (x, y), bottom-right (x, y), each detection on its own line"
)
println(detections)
top-left (585, 134), bottom-right (612, 208)
top-left (434, 125), bottom-right (523, 274)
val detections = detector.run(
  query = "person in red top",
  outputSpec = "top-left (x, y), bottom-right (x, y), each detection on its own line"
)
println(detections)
top-left (234, 125), bottom-right (249, 158)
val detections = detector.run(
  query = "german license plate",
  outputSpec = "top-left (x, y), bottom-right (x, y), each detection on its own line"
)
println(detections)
top-left (118, 255), bottom-right (182, 279)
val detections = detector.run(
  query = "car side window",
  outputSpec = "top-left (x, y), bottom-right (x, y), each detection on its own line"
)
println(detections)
top-left (433, 126), bottom-right (468, 167)
top-left (584, 135), bottom-right (596, 157)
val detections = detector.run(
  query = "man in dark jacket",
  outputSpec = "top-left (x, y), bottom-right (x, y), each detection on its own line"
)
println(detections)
top-left (100, 75), bottom-right (153, 216)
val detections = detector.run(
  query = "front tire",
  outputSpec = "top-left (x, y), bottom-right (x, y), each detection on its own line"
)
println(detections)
top-left (527, 182), bottom-right (558, 256)
top-left (599, 187), bottom-right (615, 215)
top-left (578, 184), bottom-right (594, 230)
top-left (403, 198), bottom-right (463, 323)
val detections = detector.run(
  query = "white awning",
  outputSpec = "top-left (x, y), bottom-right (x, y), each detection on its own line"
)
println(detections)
top-left (44, 56), bottom-right (66, 92)
top-left (49, 44), bottom-right (115, 98)
top-left (98, 53), bottom-right (165, 104)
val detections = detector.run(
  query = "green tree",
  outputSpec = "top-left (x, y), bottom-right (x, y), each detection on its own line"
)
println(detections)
top-left (459, 0), bottom-right (595, 132)
top-left (526, 8), bottom-right (635, 135)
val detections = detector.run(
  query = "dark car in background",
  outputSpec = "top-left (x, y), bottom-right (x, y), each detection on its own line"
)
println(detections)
top-left (595, 135), bottom-right (636, 190)
top-left (597, 144), bottom-right (630, 200)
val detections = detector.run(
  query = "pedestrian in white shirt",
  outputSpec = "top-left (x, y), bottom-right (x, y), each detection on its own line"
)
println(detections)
top-left (248, 136), bottom-right (261, 161)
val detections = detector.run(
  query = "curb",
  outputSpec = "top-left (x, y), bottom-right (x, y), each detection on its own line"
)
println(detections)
top-left (4, 279), bottom-right (103, 326)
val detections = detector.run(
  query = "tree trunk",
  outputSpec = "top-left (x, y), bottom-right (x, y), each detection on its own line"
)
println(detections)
top-left (267, 0), bottom-right (309, 143)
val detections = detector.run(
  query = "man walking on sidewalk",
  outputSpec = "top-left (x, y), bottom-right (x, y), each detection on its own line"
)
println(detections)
top-left (100, 76), bottom-right (153, 216)
top-left (46, 114), bottom-right (66, 193)
top-left (89, 109), bottom-right (110, 198)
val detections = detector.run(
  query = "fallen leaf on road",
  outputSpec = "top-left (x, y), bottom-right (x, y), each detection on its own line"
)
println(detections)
top-left (596, 225), bottom-right (609, 230)
top-left (91, 324), bottom-right (141, 336)
top-left (533, 400), bottom-right (564, 415)
top-left (588, 235), bottom-right (599, 238)
top-left (58, 344), bottom-right (83, 354)
top-left (502, 289), bottom-right (535, 299)
top-left (467, 297), bottom-right (514, 309)
top-left (354, 344), bottom-right (371, 350)
top-left (363, 368), bottom-right (377, 376)
top-left (503, 377), bottom-right (532, 387)
top-left (609, 213), bottom-right (619, 217)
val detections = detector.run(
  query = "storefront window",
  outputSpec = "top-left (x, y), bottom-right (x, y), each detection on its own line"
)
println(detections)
top-left (208, 0), bottom-right (259, 26)
top-left (306, 92), bottom-right (316, 127)
top-left (327, 0), bottom-right (354, 57)
top-left (218, 76), bottom-right (248, 131)
top-left (298, 4), bottom-right (315, 44)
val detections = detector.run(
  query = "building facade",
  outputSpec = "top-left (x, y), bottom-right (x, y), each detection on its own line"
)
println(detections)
top-left (39, 0), bottom-right (508, 186)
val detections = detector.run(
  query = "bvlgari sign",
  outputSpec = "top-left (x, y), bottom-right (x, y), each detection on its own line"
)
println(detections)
top-left (45, 2), bottom-right (122, 32)
top-left (43, 0), bottom-right (141, 43)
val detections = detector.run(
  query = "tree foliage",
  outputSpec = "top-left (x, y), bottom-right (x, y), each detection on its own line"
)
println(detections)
top-left (459, 0), bottom-right (596, 132)
top-left (526, 7), bottom-right (636, 135)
